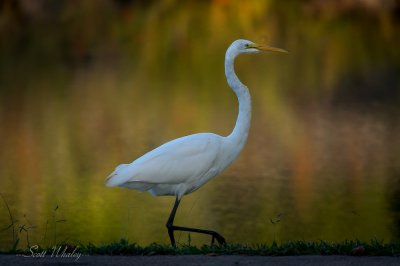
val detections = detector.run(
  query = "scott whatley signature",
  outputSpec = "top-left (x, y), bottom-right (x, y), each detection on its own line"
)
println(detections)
top-left (21, 245), bottom-right (82, 261)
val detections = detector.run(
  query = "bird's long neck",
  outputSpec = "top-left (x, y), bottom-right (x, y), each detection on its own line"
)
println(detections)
top-left (225, 52), bottom-right (251, 152)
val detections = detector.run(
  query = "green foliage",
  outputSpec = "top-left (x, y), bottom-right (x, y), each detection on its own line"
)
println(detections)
top-left (69, 239), bottom-right (400, 256)
top-left (1, 237), bottom-right (399, 256)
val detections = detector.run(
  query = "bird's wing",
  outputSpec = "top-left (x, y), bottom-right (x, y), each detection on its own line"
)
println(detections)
top-left (105, 133), bottom-right (223, 187)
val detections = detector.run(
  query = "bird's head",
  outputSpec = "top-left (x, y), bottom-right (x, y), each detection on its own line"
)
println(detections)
top-left (228, 39), bottom-right (288, 57)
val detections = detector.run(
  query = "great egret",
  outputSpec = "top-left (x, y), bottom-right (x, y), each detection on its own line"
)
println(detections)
top-left (105, 39), bottom-right (287, 246)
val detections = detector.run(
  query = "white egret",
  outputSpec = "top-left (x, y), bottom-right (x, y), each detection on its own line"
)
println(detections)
top-left (105, 39), bottom-right (287, 246)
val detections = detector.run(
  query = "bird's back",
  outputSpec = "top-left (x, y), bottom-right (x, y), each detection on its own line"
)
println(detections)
top-left (105, 133), bottom-right (227, 198)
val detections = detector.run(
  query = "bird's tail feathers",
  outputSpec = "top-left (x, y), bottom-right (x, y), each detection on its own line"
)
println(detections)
top-left (105, 163), bottom-right (130, 187)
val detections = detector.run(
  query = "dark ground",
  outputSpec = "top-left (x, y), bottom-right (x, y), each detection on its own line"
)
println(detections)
top-left (1, 255), bottom-right (400, 266)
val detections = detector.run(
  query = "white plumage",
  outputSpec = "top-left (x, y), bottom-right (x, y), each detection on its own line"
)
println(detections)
top-left (106, 133), bottom-right (226, 198)
top-left (105, 39), bottom-right (287, 245)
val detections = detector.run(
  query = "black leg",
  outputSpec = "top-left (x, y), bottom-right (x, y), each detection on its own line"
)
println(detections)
top-left (166, 196), bottom-right (181, 246)
top-left (166, 196), bottom-right (226, 246)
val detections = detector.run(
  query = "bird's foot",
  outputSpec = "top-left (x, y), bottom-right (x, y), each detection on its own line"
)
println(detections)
top-left (167, 225), bottom-right (226, 246)
top-left (211, 232), bottom-right (226, 246)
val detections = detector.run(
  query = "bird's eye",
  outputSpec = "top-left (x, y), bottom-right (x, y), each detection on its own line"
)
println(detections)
top-left (245, 44), bottom-right (250, 48)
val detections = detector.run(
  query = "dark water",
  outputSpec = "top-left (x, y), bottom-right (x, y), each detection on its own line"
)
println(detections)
top-left (0, 1), bottom-right (400, 248)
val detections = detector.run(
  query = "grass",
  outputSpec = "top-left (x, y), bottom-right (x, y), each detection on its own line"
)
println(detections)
top-left (2, 239), bottom-right (399, 256)
top-left (80, 239), bottom-right (400, 256)
top-left (0, 193), bottom-right (67, 253)
top-left (1, 195), bottom-right (399, 256)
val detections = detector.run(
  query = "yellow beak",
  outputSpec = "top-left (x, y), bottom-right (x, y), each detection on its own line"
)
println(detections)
top-left (249, 43), bottom-right (288, 53)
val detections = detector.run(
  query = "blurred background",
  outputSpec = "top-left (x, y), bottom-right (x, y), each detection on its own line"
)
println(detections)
top-left (0, 0), bottom-right (400, 248)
